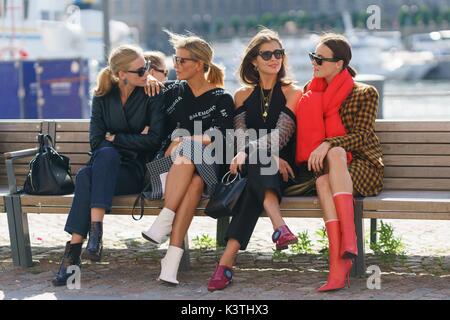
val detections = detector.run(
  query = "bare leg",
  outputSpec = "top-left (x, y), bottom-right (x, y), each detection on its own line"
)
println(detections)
top-left (219, 239), bottom-right (241, 267)
top-left (327, 147), bottom-right (353, 194)
top-left (164, 156), bottom-right (196, 212)
top-left (70, 234), bottom-right (84, 244)
top-left (263, 190), bottom-right (285, 230)
top-left (169, 174), bottom-right (204, 248)
top-left (316, 174), bottom-right (338, 222)
top-left (91, 208), bottom-right (105, 223)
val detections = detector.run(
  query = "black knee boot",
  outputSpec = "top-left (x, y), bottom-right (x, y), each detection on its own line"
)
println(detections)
top-left (52, 241), bottom-right (82, 287)
top-left (85, 222), bottom-right (103, 262)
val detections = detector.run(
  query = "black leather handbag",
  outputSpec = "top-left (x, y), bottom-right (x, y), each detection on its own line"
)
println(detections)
top-left (205, 172), bottom-right (247, 219)
top-left (23, 134), bottom-right (75, 195)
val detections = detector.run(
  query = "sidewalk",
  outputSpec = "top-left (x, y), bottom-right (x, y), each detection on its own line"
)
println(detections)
top-left (0, 214), bottom-right (449, 300)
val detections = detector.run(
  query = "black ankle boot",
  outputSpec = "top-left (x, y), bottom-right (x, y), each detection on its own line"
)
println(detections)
top-left (85, 222), bottom-right (103, 262)
top-left (52, 241), bottom-right (82, 287)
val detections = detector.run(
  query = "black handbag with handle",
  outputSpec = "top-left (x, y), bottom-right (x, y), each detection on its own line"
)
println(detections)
top-left (205, 172), bottom-right (247, 219)
top-left (23, 134), bottom-right (75, 195)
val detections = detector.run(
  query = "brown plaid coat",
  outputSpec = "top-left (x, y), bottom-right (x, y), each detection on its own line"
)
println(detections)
top-left (325, 82), bottom-right (384, 196)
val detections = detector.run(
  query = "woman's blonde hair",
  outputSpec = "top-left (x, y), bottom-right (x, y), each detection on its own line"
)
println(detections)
top-left (165, 30), bottom-right (224, 88)
top-left (239, 28), bottom-right (293, 86)
top-left (144, 51), bottom-right (166, 70)
top-left (94, 45), bottom-right (144, 97)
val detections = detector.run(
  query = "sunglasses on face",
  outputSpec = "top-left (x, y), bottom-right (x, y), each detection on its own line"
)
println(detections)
top-left (152, 67), bottom-right (169, 77)
top-left (173, 55), bottom-right (198, 65)
top-left (258, 49), bottom-right (285, 61)
top-left (127, 62), bottom-right (150, 77)
top-left (308, 52), bottom-right (342, 66)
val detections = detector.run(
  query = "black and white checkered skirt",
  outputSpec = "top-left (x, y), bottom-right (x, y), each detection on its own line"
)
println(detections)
top-left (144, 138), bottom-right (219, 200)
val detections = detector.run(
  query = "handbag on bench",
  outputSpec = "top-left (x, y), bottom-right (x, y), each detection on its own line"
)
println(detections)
top-left (23, 134), bottom-right (75, 195)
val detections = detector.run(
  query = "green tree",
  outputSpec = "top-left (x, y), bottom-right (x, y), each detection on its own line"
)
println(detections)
top-left (230, 15), bottom-right (241, 34)
top-left (245, 15), bottom-right (258, 31)
top-left (260, 12), bottom-right (275, 27)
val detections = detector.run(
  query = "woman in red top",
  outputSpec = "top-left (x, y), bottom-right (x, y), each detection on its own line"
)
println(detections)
top-left (296, 34), bottom-right (384, 292)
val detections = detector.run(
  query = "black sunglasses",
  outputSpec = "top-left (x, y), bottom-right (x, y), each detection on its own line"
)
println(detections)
top-left (173, 55), bottom-right (198, 65)
top-left (127, 62), bottom-right (150, 77)
top-left (258, 49), bottom-right (285, 61)
top-left (308, 52), bottom-right (342, 66)
top-left (152, 67), bottom-right (169, 77)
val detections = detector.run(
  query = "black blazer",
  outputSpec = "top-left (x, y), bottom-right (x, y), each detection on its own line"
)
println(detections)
top-left (89, 86), bottom-right (166, 163)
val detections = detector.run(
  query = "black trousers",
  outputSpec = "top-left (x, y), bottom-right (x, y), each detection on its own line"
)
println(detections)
top-left (64, 147), bottom-right (144, 238)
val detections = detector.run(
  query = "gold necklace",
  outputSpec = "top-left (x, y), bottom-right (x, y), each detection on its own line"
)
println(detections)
top-left (260, 85), bottom-right (274, 121)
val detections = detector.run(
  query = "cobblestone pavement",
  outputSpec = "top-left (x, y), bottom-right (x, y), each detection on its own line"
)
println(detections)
top-left (0, 214), bottom-right (449, 300)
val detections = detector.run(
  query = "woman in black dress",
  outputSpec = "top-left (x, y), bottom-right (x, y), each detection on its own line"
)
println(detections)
top-left (142, 31), bottom-right (234, 285)
top-left (207, 29), bottom-right (304, 292)
top-left (53, 45), bottom-right (165, 286)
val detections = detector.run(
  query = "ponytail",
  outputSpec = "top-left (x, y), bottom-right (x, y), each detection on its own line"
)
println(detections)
top-left (94, 67), bottom-right (117, 97)
top-left (207, 62), bottom-right (225, 88)
top-left (347, 65), bottom-right (357, 78)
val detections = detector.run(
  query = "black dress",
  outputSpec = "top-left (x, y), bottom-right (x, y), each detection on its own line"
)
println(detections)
top-left (226, 81), bottom-right (301, 250)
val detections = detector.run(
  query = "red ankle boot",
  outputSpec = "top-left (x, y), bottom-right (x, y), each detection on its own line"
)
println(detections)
top-left (272, 225), bottom-right (298, 251)
top-left (317, 220), bottom-right (353, 292)
top-left (333, 193), bottom-right (358, 259)
top-left (207, 265), bottom-right (233, 292)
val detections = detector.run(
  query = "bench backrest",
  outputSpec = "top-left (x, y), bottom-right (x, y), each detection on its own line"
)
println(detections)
top-left (376, 121), bottom-right (450, 191)
top-left (2, 120), bottom-right (450, 193)
top-left (0, 120), bottom-right (43, 187)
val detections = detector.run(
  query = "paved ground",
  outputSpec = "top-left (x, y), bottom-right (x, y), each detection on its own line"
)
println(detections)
top-left (0, 214), bottom-right (449, 300)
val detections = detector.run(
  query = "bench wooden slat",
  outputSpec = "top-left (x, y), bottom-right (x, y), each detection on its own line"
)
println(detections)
top-left (56, 132), bottom-right (90, 142)
top-left (55, 143), bottom-right (90, 153)
top-left (56, 121), bottom-right (90, 132)
top-left (375, 121), bottom-right (450, 132)
top-left (364, 190), bottom-right (450, 211)
top-left (382, 144), bottom-right (450, 155)
top-left (364, 211), bottom-right (450, 220)
top-left (384, 178), bottom-right (450, 190)
top-left (0, 132), bottom-right (40, 143)
top-left (384, 155), bottom-right (450, 166)
top-left (0, 122), bottom-right (42, 132)
top-left (384, 167), bottom-right (450, 178)
top-left (377, 132), bottom-right (450, 144)
top-left (0, 143), bottom-right (40, 153)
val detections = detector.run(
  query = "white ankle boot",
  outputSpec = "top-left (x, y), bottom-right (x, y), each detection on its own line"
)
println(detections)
top-left (158, 245), bottom-right (184, 284)
top-left (142, 208), bottom-right (175, 244)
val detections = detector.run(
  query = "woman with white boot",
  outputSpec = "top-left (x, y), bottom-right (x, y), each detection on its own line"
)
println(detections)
top-left (142, 30), bottom-right (234, 284)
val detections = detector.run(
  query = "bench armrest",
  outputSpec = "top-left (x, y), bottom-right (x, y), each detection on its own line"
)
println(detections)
top-left (4, 148), bottom-right (38, 194)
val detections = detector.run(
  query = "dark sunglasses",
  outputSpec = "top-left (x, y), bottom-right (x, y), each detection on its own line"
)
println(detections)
top-left (173, 55), bottom-right (198, 65)
top-left (127, 62), bottom-right (150, 77)
top-left (258, 49), bottom-right (285, 61)
top-left (152, 67), bottom-right (169, 77)
top-left (308, 52), bottom-right (342, 66)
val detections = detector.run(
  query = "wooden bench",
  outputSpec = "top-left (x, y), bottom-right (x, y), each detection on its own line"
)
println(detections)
top-left (3, 120), bottom-right (450, 278)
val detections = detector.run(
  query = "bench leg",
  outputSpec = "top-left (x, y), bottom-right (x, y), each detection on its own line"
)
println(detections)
top-left (5, 195), bottom-right (33, 268)
top-left (351, 198), bottom-right (366, 278)
top-left (179, 233), bottom-right (190, 271)
top-left (216, 217), bottom-right (230, 248)
top-left (370, 218), bottom-right (378, 246)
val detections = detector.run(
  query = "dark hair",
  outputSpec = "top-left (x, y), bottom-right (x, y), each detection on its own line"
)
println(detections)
top-left (239, 28), bottom-right (293, 86)
top-left (319, 33), bottom-right (357, 77)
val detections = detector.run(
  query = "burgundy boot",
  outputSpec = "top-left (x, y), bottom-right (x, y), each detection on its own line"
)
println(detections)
top-left (272, 225), bottom-right (298, 251)
top-left (207, 265), bottom-right (233, 292)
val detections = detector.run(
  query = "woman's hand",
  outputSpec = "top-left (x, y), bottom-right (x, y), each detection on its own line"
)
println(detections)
top-left (141, 126), bottom-right (150, 134)
top-left (105, 132), bottom-right (115, 142)
top-left (144, 74), bottom-right (165, 96)
top-left (164, 137), bottom-right (182, 157)
top-left (274, 156), bottom-right (295, 182)
top-left (230, 151), bottom-right (247, 175)
top-left (308, 142), bottom-right (331, 173)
